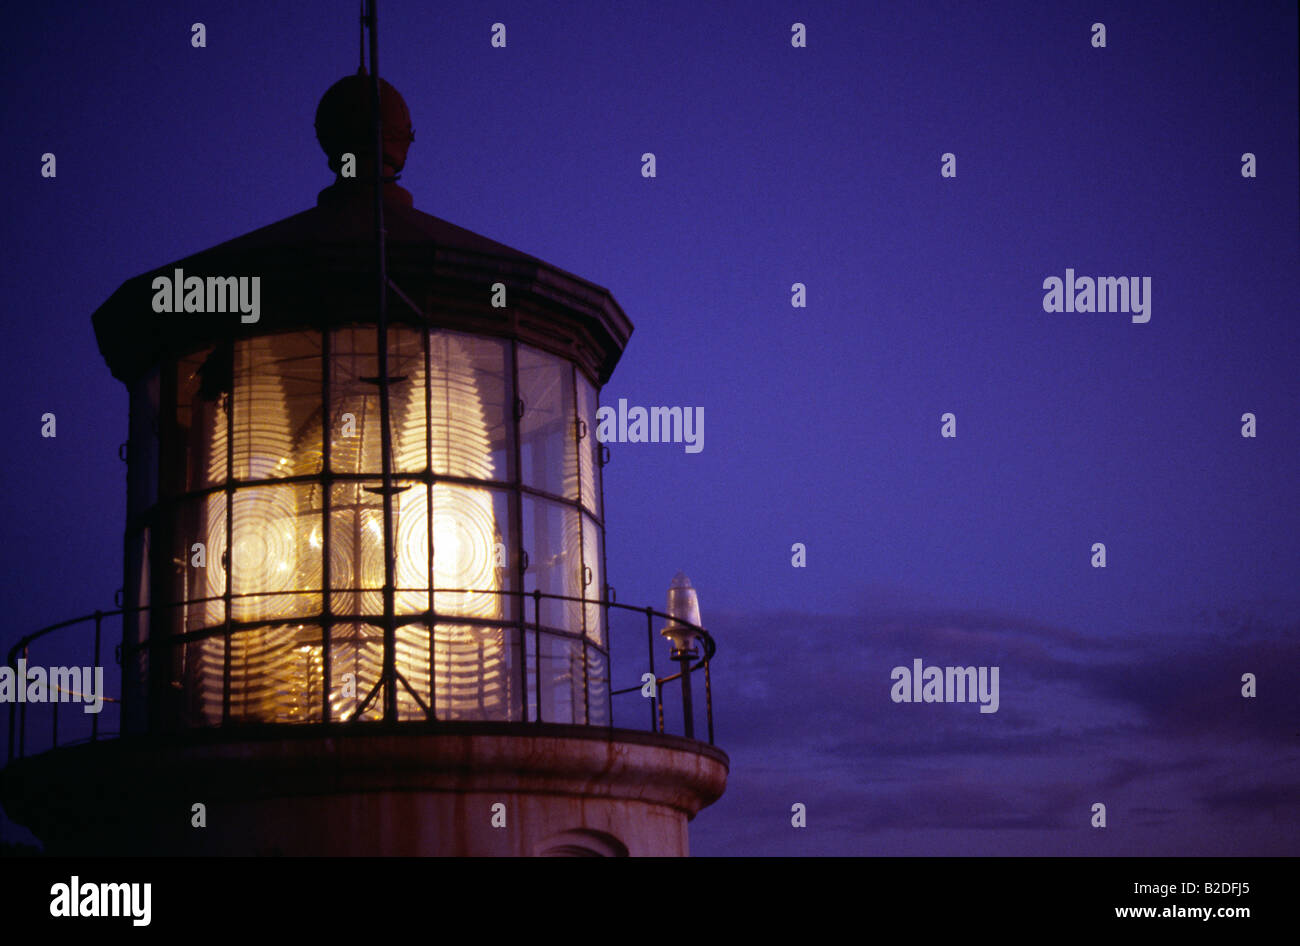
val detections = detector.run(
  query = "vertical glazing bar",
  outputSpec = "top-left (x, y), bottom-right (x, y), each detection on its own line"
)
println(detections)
top-left (533, 590), bottom-right (542, 723)
top-left (598, 407), bottom-right (612, 724)
top-left (92, 611), bottom-right (103, 742)
top-left (423, 329), bottom-right (436, 721)
top-left (679, 656), bottom-right (694, 740)
top-left (426, 478), bottom-right (435, 719)
top-left (572, 363), bottom-right (587, 632)
top-left (509, 345), bottom-right (526, 721)
top-left (572, 365), bottom-right (590, 725)
top-left (598, 398), bottom-right (612, 728)
top-left (222, 345), bottom-right (235, 726)
top-left (367, 0), bottom-right (400, 724)
top-left (321, 328), bottom-right (333, 723)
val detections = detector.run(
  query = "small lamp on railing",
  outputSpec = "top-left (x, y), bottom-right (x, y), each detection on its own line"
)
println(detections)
top-left (660, 571), bottom-right (703, 739)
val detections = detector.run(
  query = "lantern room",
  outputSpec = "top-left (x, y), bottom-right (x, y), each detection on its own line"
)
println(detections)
top-left (99, 73), bottom-right (625, 735)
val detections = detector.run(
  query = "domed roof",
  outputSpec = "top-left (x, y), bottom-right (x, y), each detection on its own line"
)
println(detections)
top-left (314, 70), bottom-right (414, 180)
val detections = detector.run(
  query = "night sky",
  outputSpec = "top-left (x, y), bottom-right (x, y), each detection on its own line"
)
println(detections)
top-left (2, 0), bottom-right (1297, 855)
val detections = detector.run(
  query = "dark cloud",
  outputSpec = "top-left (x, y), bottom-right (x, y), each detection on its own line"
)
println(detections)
top-left (690, 599), bottom-right (1300, 854)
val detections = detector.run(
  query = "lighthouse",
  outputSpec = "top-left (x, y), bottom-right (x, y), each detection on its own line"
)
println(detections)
top-left (1, 35), bottom-right (726, 857)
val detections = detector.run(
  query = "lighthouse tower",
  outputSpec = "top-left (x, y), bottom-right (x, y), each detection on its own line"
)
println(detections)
top-left (0, 68), bottom-right (726, 857)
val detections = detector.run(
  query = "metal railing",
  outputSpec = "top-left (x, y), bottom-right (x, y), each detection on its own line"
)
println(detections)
top-left (4, 588), bottom-right (716, 763)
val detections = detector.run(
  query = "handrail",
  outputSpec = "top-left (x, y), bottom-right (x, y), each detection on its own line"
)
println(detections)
top-left (8, 590), bottom-right (715, 666)
top-left (4, 588), bottom-right (717, 763)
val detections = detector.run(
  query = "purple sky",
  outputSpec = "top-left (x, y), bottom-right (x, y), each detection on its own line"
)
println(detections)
top-left (2, 0), bottom-right (1297, 854)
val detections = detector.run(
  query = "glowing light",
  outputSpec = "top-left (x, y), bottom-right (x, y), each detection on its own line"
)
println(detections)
top-left (192, 331), bottom-right (510, 724)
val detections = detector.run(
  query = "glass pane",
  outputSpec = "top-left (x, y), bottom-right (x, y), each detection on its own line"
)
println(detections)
top-left (575, 372), bottom-right (601, 517)
top-left (433, 623), bottom-right (515, 721)
top-left (431, 484), bottom-right (510, 622)
top-left (330, 481), bottom-right (386, 617)
top-left (329, 479), bottom-right (427, 618)
top-left (176, 491), bottom-right (225, 726)
top-left (501, 626), bottom-right (523, 722)
top-left (389, 327), bottom-right (427, 474)
top-left (394, 623), bottom-right (431, 720)
top-left (586, 645), bottom-right (610, 726)
top-left (393, 482), bottom-right (431, 617)
top-left (330, 326), bottom-right (425, 475)
top-left (429, 332), bottom-right (512, 481)
top-left (518, 346), bottom-right (577, 499)
top-left (191, 629), bottom-right (225, 726)
top-left (330, 327), bottom-right (379, 474)
top-left (176, 345), bottom-right (228, 491)
top-left (537, 633), bottom-right (584, 725)
top-left (582, 514), bottom-right (604, 645)
top-left (329, 621), bottom-right (384, 721)
top-left (487, 488), bottom-right (518, 623)
top-left (172, 492), bottom-right (227, 633)
top-left (522, 496), bottom-right (583, 633)
top-left (229, 484), bottom-right (322, 623)
top-left (226, 623), bottom-right (324, 724)
top-left (232, 332), bottom-right (323, 481)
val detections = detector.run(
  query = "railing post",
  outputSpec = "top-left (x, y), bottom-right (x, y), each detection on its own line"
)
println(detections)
top-left (605, 593), bottom-right (614, 730)
top-left (679, 654), bottom-right (695, 741)
top-left (516, 589), bottom-right (528, 723)
top-left (645, 607), bottom-right (657, 733)
top-left (704, 657), bottom-right (714, 745)
top-left (533, 589), bottom-right (542, 724)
